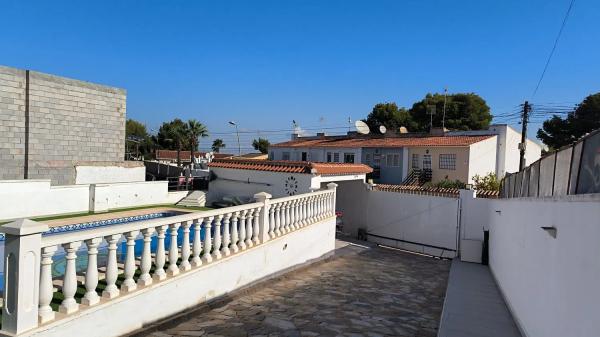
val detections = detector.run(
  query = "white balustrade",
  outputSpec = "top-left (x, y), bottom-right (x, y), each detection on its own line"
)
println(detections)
top-left (121, 230), bottom-right (139, 292)
top-left (180, 221), bottom-right (192, 271)
top-left (212, 214), bottom-right (223, 260)
top-left (238, 210), bottom-right (247, 250)
top-left (153, 225), bottom-right (168, 281)
top-left (82, 237), bottom-right (102, 306)
top-left (138, 228), bottom-right (155, 286)
top-left (221, 213), bottom-right (232, 256)
top-left (191, 219), bottom-right (203, 267)
top-left (0, 189), bottom-right (338, 335)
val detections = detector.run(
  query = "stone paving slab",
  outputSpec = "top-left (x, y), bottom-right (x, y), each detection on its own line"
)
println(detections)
top-left (137, 243), bottom-right (450, 337)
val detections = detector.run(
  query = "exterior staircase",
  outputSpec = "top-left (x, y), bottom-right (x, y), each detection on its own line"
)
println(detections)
top-left (176, 190), bottom-right (207, 208)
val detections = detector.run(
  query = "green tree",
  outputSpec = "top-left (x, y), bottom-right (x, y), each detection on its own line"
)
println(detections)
top-left (187, 119), bottom-right (209, 164)
top-left (537, 92), bottom-right (600, 149)
top-left (472, 172), bottom-right (501, 191)
top-left (364, 103), bottom-right (416, 132)
top-left (125, 119), bottom-right (153, 159)
top-left (409, 93), bottom-right (492, 132)
top-left (252, 138), bottom-right (270, 154)
top-left (212, 138), bottom-right (226, 153)
top-left (157, 118), bottom-right (188, 166)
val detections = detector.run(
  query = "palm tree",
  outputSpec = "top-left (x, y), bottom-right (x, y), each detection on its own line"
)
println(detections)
top-left (212, 138), bottom-right (226, 153)
top-left (170, 119), bottom-right (188, 167)
top-left (187, 119), bottom-right (209, 165)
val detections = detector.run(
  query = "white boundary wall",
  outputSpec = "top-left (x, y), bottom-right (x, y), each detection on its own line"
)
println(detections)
top-left (475, 195), bottom-right (600, 337)
top-left (75, 165), bottom-right (145, 184)
top-left (336, 181), bottom-right (459, 257)
top-left (30, 217), bottom-right (336, 337)
top-left (0, 180), bottom-right (187, 220)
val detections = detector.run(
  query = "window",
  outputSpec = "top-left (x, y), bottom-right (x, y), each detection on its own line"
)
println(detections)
top-left (333, 153), bottom-right (340, 162)
top-left (386, 154), bottom-right (400, 167)
top-left (439, 154), bottom-right (456, 170)
top-left (343, 153), bottom-right (355, 163)
top-left (326, 152), bottom-right (332, 162)
top-left (301, 152), bottom-right (307, 161)
top-left (423, 154), bottom-right (432, 169)
top-left (365, 153), bottom-right (372, 164)
top-left (393, 154), bottom-right (400, 167)
top-left (282, 152), bottom-right (290, 161)
top-left (270, 151), bottom-right (274, 160)
top-left (412, 154), bottom-right (420, 169)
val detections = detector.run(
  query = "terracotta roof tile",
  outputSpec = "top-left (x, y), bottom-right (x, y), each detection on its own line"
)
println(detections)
top-left (374, 184), bottom-right (499, 198)
top-left (208, 159), bottom-right (373, 175)
top-left (271, 135), bottom-right (495, 148)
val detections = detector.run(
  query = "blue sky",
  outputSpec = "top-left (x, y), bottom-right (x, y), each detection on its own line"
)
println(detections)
top-left (2, 1), bottom-right (598, 151)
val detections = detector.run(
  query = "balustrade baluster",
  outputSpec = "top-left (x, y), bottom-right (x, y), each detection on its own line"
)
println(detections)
top-left (103, 234), bottom-right (121, 299)
top-left (283, 201), bottom-right (290, 233)
top-left (180, 221), bottom-right (192, 271)
top-left (59, 241), bottom-right (82, 314)
top-left (238, 210), bottom-right (247, 250)
top-left (122, 230), bottom-right (139, 292)
top-left (213, 215), bottom-right (224, 259)
top-left (39, 245), bottom-right (58, 323)
top-left (274, 203), bottom-right (282, 236)
top-left (309, 195), bottom-right (315, 223)
top-left (245, 209), bottom-right (254, 248)
top-left (202, 216), bottom-right (214, 263)
top-left (231, 212), bottom-right (240, 254)
top-left (294, 199), bottom-right (301, 229)
top-left (221, 213), bottom-right (232, 256)
top-left (290, 200), bottom-right (297, 230)
top-left (192, 219), bottom-right (203, 267)
top-left (253, 207), bottom-right (261, 245)
top-left (268, 204), bottom-right (275, 238)
top-left (82, 237), bottom-right (102, 306)
top-left (152, 225), bottom-right (168, 281)
top-left (137, 228), bottom-right (154, 286)
top-left (299, 198), bottom-right (306, 227)
top-left (167, 223), bottom-right (180, 276)
top-left (318, 194), bottom-right (324, 220)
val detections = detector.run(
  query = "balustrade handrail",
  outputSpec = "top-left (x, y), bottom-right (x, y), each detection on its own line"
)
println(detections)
top-left (40, 201), bottom-right (263, 248)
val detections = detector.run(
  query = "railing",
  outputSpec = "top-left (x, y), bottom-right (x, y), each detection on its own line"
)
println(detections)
top-left (0, 184), bottom-right (338, 335)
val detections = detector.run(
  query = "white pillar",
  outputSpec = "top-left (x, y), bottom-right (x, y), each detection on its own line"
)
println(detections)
top-left (153, 225), bottom-right (168, 281)
top-left (39, 245), bottom-right (57, 324)
top-left (138, 228), bottom-right (155, 286)
top-left (230, 212), bottom-right (240, 254)
top-left (238, 211), bottom-right (247, 250)
top-left (202, 217), bottom-right (214, 264)
top-left (191, 219), bottom-right (203, 267)
top-left (327, 182), bottom-right (338, 217)
top-left (221, 213), bottom-right (232, 257)
top-left (212, 215), bottom-right (223, 260)
top-left (121, 231), bottom-right (139, 293)
top-left (60, 241), bottom-right (82, 314)
top-left (167, 223), bottom-right (181, 277)
top-left (82, 237), bottom-right (102, 306)
top-left (180, 221), bottom-right (192, 271)
top-left (0, 219), bottom-right (48, 335)
top-left (274, 203), bottom-right (282, 237)
top-left (102, 234), bottom-right (121, 299)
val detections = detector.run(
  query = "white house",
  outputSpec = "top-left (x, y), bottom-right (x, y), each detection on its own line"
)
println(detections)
top-left (207, 159), bottom-right (372, 204)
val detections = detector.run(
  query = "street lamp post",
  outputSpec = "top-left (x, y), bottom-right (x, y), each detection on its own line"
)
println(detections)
top-left (228, 121), bottom-right (241, 156)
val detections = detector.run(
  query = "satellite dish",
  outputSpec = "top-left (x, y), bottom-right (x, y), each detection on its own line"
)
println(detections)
top-left (379, 125), bottom-right (387, 134)
top-left (355, 120), bottom-right (370, 135)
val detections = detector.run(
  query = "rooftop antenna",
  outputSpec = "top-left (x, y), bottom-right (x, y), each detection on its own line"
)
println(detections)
top-left (319, 116), bottom-right (325, 133)
top-left (355, 120), bottom-right (370, 135)
top-left (347, 117), bottom-right (352, 132)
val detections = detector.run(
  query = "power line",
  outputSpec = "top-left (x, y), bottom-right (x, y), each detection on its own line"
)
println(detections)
top-left (532, 0), bottom-right (576, 97)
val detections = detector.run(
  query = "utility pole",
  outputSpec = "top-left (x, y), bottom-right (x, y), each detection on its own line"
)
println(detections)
top-left (519, 101), bottom-right (530, 171)
top-left (442, 87), bottom-right (448, 130)
top-left (427, 105), bottom-right (436, 132)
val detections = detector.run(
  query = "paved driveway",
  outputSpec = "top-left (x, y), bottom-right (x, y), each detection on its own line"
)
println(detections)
top-left (141, 243), bottom-right (451, 337)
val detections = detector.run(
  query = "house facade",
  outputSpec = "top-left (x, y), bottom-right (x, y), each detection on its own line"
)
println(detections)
top-left (270, 125), bottom-right (543, 185)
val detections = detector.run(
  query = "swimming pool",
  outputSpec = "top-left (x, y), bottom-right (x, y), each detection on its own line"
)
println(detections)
top-left (0, 211), bottom-right (187, 290)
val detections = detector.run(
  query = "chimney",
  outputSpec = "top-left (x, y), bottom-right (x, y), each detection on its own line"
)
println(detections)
top-left (316, 132), bottom-right (325, 138)
top-left (291, 133), bottom-right (299, 140)
top-left (398, 126), bottom-right (408, 134)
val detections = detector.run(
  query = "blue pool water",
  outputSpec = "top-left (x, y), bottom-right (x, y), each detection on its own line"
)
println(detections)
top-left (0, 211), bottom-right (188, 291)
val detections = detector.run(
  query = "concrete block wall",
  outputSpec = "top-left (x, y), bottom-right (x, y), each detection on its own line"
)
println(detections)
top-left (0, 65), bottom-right (126, 185)
top-left (0, 67), bottom-right (26, 179)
